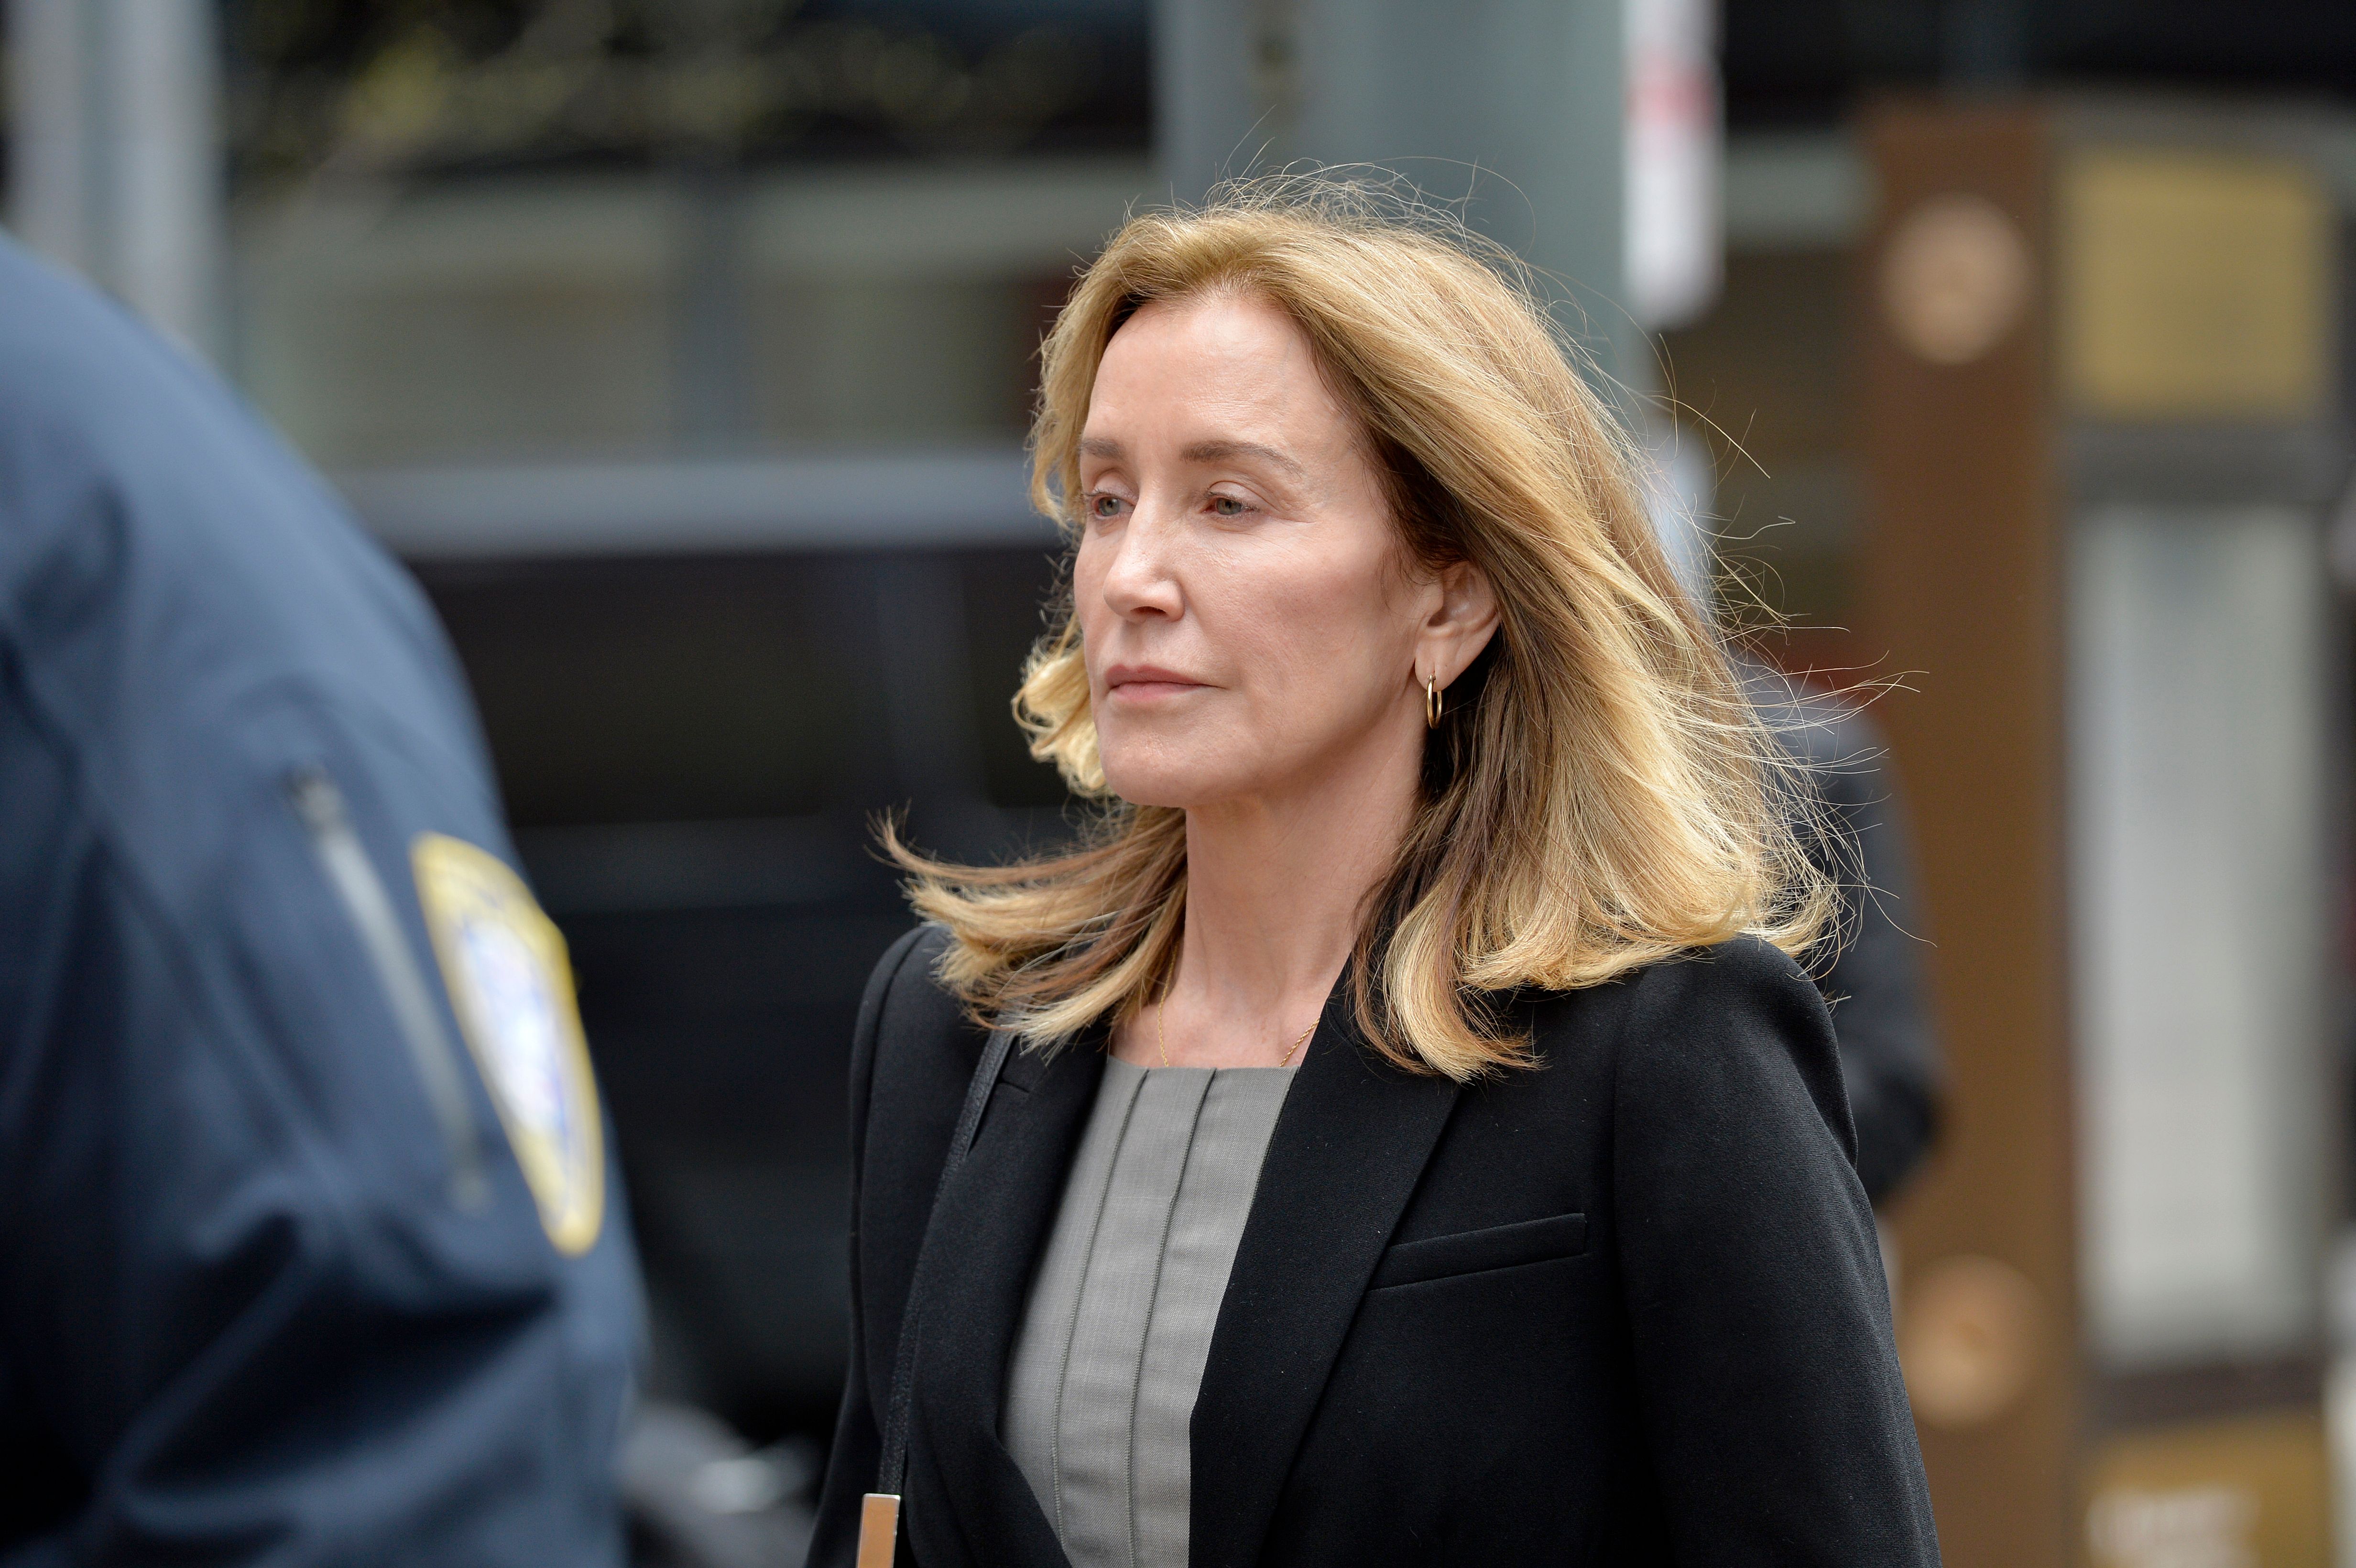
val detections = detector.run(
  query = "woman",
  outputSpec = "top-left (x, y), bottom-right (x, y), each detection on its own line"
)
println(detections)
top-left (809, 179), bottom-right (1938, 1568)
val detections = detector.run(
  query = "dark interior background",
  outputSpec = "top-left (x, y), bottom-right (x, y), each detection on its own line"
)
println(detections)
top-left (418, 545), bottom-right (1075, 1443)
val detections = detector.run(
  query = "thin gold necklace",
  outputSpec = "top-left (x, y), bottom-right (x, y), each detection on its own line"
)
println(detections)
top-left (1157, 990), bottom-right (1317, 1069)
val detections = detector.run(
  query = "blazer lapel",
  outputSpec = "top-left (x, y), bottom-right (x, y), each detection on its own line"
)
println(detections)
top-left (905, 1032), bottom-right (1104, 1568)
top-left (1189, 1001), bottom-right (1461, 1568)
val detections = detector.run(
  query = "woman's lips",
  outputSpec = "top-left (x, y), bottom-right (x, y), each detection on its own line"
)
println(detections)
top-left (1104, 666), bottom-right (1207, 702)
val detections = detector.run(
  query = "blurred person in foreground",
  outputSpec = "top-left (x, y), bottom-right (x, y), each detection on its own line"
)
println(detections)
top-left (0, 236), bottom-right (641, 1564)
top-left (810, 179), bottom-right (1936, 1568)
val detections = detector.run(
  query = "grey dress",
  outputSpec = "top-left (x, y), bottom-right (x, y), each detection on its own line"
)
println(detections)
top-left (1003, 1056), bottom-right (1296, 1568)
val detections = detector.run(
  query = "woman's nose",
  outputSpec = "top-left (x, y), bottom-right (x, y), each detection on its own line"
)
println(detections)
top-left (1097, 502), bottom-right (1184, 620)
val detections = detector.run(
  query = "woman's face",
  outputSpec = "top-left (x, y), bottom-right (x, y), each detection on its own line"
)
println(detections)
top-left (1072, 291), bottom-right (1492, 811)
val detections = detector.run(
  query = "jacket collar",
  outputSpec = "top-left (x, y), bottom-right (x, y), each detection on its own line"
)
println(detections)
top-left (906, 1029), bottom-right (1101, 1568)
top-left (1189, 997), bottom-right (1460, 1568)
top-left (905, 995), bottom-right (1460, 1568)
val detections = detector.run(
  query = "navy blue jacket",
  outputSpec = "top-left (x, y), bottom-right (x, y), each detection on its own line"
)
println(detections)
top-left (0, 239), bottom-right (642, 1564)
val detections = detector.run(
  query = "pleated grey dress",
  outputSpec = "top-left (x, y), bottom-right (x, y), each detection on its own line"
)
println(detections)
top-left (1002, 1056), bottom-right (1296, 1568)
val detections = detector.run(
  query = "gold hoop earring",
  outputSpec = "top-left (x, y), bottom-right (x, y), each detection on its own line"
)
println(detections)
top-left (1425, 674), bottom-right (1442, 730)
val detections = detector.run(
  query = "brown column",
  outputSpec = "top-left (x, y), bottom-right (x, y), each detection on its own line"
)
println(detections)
top-left (1860, 100), bottom-right (2081, 1568)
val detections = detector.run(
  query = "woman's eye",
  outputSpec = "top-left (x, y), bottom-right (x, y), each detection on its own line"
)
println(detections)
top-left (1091, 493), bottom-right (1124, 519)
top-left (1210, 495), bottom-right (1248, 518)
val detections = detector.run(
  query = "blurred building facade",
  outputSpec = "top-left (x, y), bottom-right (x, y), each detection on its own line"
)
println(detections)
top-left (8, 4), bottom-right (2356, 1567)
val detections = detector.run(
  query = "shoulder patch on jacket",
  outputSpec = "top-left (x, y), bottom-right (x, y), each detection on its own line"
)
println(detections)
top-left (413, 832), bottom-right (604, 1254)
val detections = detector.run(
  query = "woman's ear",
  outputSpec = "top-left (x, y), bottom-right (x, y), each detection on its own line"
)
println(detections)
top-left (1419, 560), bottom-right (1502, 691)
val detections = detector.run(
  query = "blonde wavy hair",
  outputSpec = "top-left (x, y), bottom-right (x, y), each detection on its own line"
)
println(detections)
top-left (887, 174), bottom-right (1831, 1081)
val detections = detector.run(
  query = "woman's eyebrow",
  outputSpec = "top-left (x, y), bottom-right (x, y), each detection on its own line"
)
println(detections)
top-left (1181, 439), bottom-right (1304, 478)
top-left (1079, 436), bottom-right (1123, 459)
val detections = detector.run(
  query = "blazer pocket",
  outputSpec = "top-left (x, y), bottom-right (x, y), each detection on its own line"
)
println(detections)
top-left (1369, 1212), bottom-right (1589, 1290)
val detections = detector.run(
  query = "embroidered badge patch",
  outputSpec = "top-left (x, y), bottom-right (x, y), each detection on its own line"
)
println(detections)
top-left (412, 833), bottom-right (604, 1254)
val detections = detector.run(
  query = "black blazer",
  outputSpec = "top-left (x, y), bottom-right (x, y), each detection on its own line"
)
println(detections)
top-left (809, 925), bottom-right (1940, 1567)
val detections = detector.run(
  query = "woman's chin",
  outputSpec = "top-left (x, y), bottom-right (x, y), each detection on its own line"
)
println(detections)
top-left (1100, 760), bottom-right (1244, 813)
top-left (1104, 779), bottom-right (1201, 811)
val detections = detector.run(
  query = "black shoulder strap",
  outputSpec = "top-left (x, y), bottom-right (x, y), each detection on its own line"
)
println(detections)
top-left (862, 1026), bottom-right (1014, 1556)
